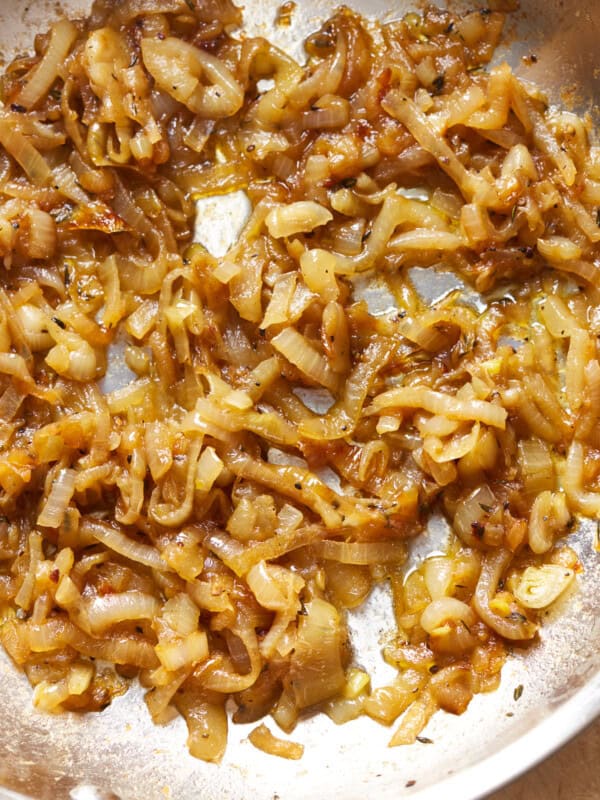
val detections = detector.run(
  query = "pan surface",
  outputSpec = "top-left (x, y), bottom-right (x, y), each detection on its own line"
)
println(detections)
top-left (0, 1), bottom-right (599, 799)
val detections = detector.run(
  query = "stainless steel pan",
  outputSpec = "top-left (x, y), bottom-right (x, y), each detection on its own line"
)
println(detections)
top-left (0, 1), bottom-right (599, 798)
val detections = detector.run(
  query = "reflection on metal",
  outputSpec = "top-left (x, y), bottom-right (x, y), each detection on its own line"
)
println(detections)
top-left (97, 330), bottom-right (136, 395)
top-left (352, 274), bottom-right (399, 317)
top-left (408, 266), bottom-right (466, 306)
top-left (194, 190), bottom-right (252, 259)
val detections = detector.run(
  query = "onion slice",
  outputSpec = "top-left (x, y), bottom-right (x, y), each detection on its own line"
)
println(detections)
top-left (369, 386), bottom-right (507, 429)
top-left (37, 469), bottom-right (76, 528)
top-left (315, 539), bottom-right (406, 565)
top-left (83, 592), bottom-right (161, 633)
top-left (474, 550), bottom-right (537, 640)
top-left (79, 517), bottom-right (171, 572)
top-left (15, 20), bottom-right (78, 109)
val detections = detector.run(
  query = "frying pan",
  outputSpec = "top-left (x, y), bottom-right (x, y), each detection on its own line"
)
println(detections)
top-left (0, 1), bottom-right (599, 798)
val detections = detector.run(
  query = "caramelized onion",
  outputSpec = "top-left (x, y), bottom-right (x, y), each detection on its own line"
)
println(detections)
top-left (474, 550), bottom-right (538, 640)
top-left (0, 0), bottom-right (594, 763)
top-left (79, 518), bottom-right (170, 571)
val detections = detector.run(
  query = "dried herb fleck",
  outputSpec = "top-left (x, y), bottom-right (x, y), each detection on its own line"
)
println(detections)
top-left (513, 684), bottom-right (524, 701)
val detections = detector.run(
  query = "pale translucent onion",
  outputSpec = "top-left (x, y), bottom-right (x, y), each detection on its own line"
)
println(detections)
top-left (420, 598), bottom-right (476, 635)
top-left (514, 565), bottom-right (575, 609)
top-left (37, 469), bottom-right (76, 528)
top-left (84, 592), bottom-right (160, 633)
top-left (265, 201), bottom-right (332, 239)
top-left (80, 517), bottom-right (170, 571)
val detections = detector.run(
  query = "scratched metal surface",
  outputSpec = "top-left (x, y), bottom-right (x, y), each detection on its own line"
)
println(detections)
top-left (0, 2), bottom-right (599, 800)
